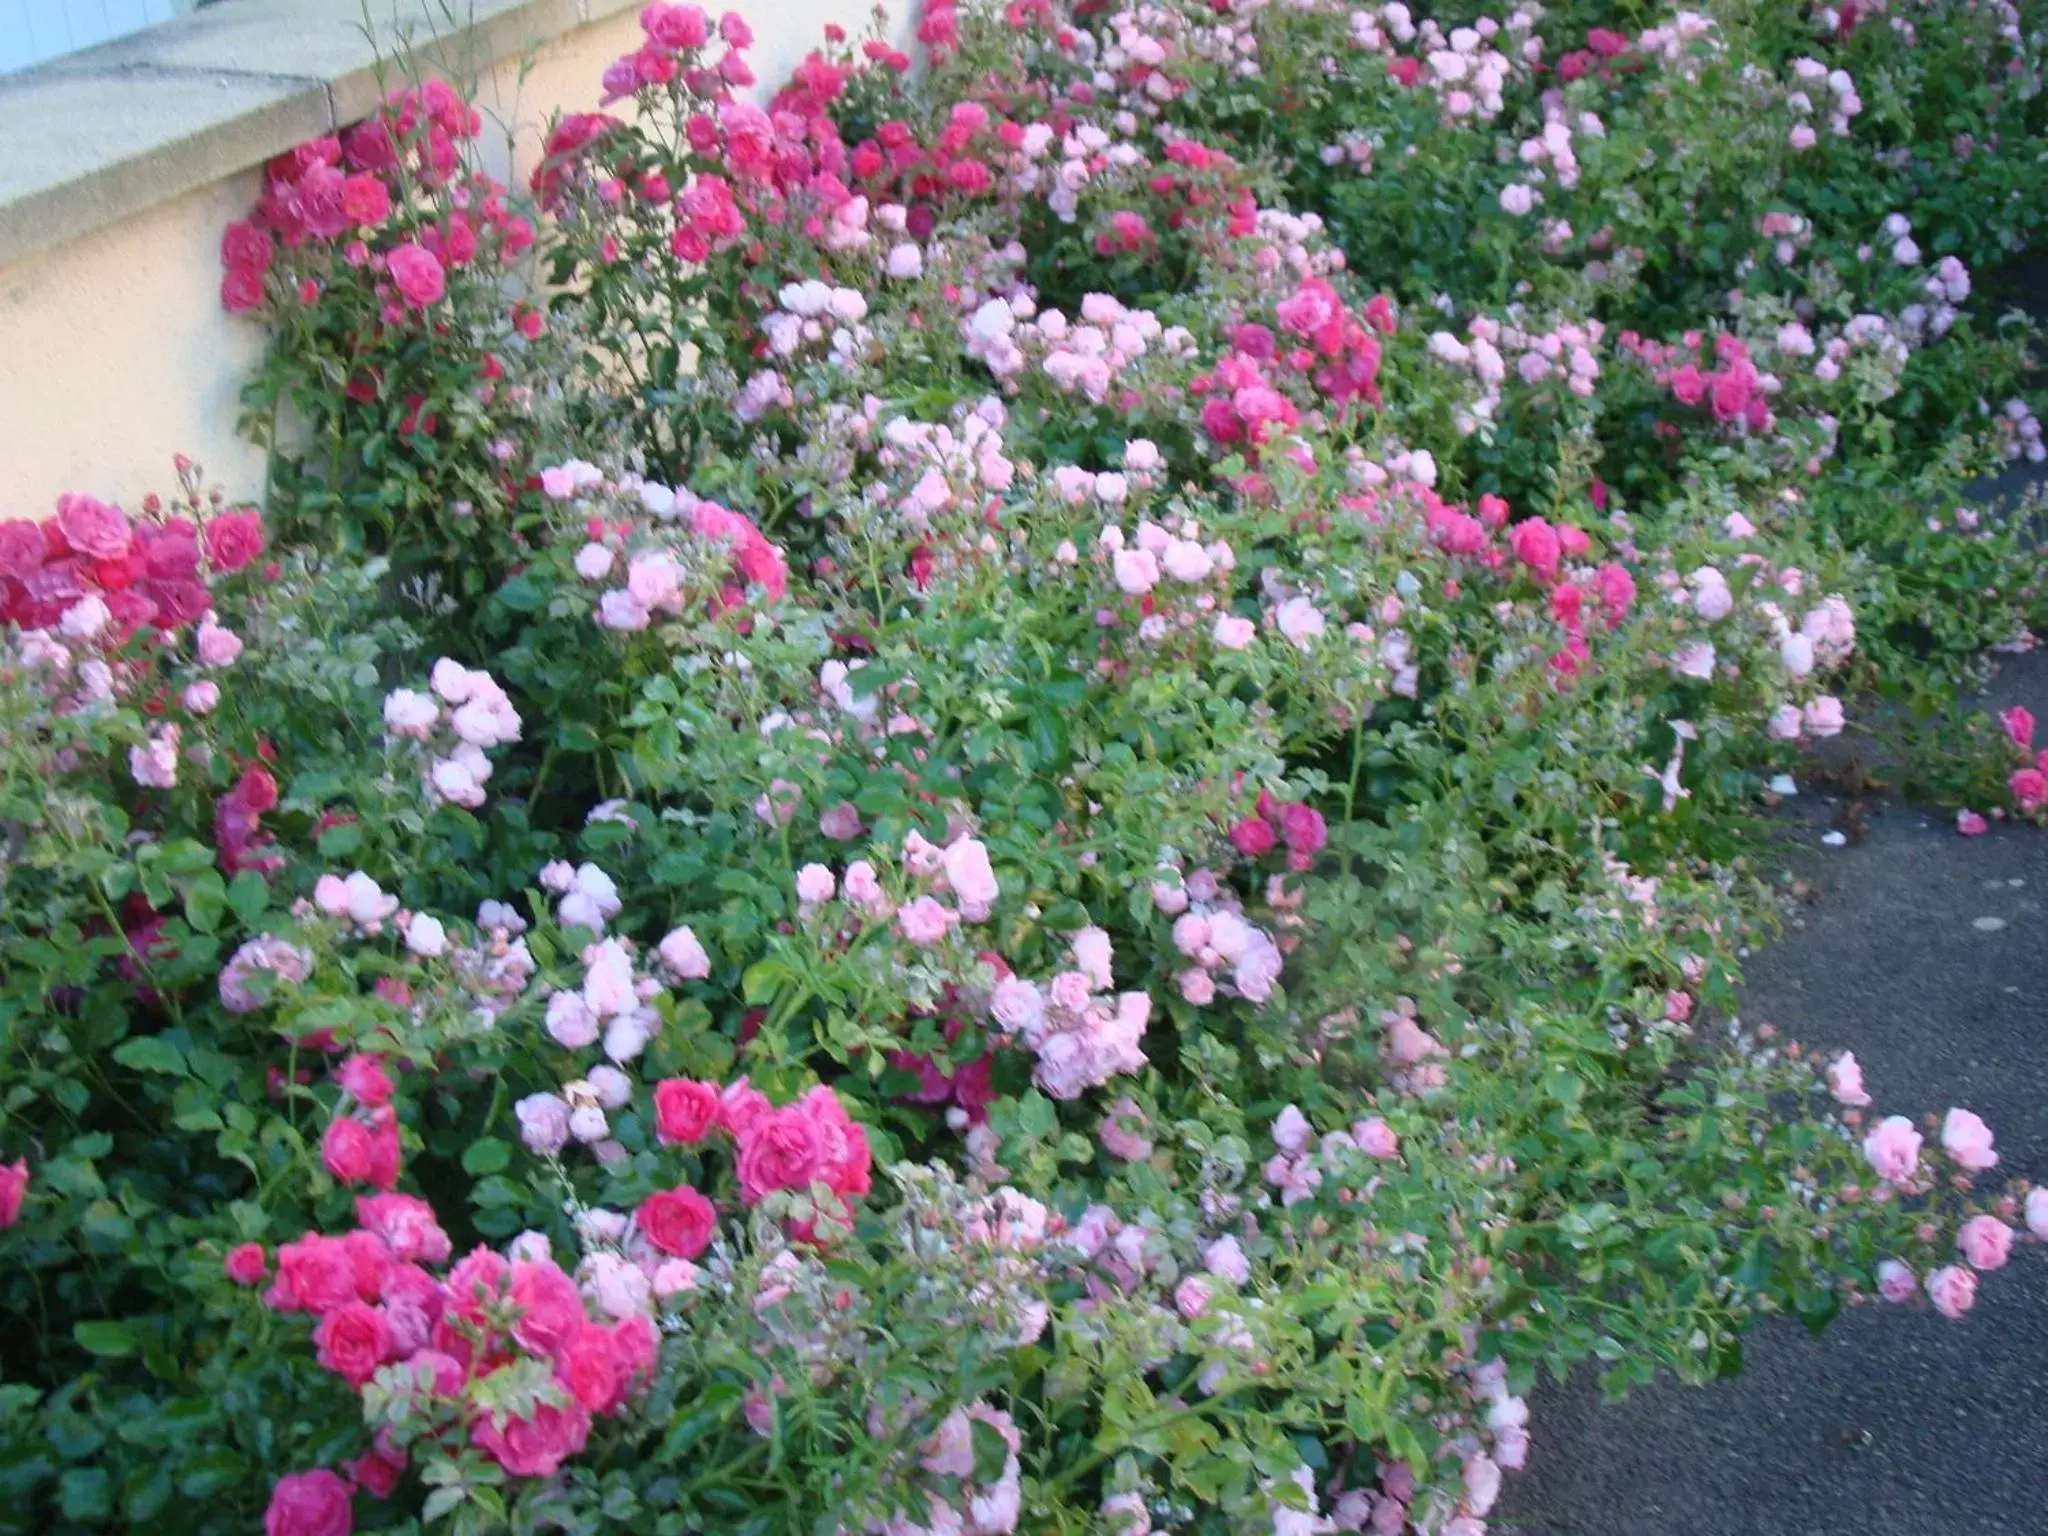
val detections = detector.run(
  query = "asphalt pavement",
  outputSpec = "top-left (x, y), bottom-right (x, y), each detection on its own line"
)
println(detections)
top-left (1495, 649), bottom-right (2048, 1536)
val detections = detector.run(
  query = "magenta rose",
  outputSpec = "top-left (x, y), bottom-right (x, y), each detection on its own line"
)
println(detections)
top-left (1227, 815), bottom-right (1276, 857)
top-left (340, 173), bottom-right (391, 228)
top-left (735, 1105), bottom-right (828, 1204)
top-left (313, 1300), bottom-right (392, 1386)
top-left (444, 1245), bottom-right (510, 1323)
top-left (635, 1185), bottom-right (717, 1258)
top-left (222, 263), bottom-right (268, 312)
top-left (386, 242), bottom-right (447, 308)
top-left (268, 1233), bottom-right (358, 1314)
top-left (472, 1398), bottom-right (591, 1477)
top-left (204, 509), bottom-right (266, 573)
top-left (224, 1242), bottom-right (268, 1286)
top-left (264, 1468), bottom-right (353, 1536)
top-left (554, 1320), bottom-right (624, 1412)
top-left (653, 1077), bottom-right (721, 1143)
top-left (0, 522), bottom-right (44, 580)
top-left (0, 1159), bottom-right (25, 1228)
top-left (322, 1117), bottom-right (377, 1185)
top-left (508, 1259), bottom-right (587, 1357)
top-left (221, 220), bottom-right (275, 272)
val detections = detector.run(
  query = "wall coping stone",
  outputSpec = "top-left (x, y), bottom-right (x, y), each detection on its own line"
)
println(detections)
top-left (0, 0), bottom-right (639, 268)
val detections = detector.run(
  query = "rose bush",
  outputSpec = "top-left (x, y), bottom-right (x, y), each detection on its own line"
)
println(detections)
top-left (4, 0), bottom-right (2048, 1529)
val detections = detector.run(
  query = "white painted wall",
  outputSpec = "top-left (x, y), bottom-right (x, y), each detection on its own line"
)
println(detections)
top-left (0, 0), bottom-right (900, 516)
top-left (1, 0), bottom-right (181, 75)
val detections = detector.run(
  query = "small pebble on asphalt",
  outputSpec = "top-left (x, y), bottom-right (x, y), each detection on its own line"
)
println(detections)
top-left (1974, 916), bottom-right (2009, 932)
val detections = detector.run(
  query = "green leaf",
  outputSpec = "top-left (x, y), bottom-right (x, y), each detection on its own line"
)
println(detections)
top-left (226, 870), bottom-right (271, 926)
top-left (461, 1138), bottom-right (512, 1176)
top-left (59, 1468), bottom-right (111, 1522)
top-left (112, 1036), bottom-right (186, 1076)
top-left (317, 821), bottom-right (363, 858)
top-left (72, 1321), bottom-right (137, 1358)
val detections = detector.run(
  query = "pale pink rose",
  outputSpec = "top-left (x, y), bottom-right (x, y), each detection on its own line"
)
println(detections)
top-left (1464, 1453), bottom-right (1501, 1517)
top-left (1072, 926), bottom-right (1114, 989)
top-left (1825, 1051), bottom-right (1870, 1107)
top-left (943, 837), bottom-right (1000, 916)
top-left (1275, 596), bottom-right (1325, 649)
top-left (598, 590), bottom-right (650, 630)
top-left (897, 895), bottom-right (953, 945)
top-left (1671, 640), bottom-right (1717, 679)
top-left (403, 913), bottom-right (447, 957)
top-left (1353, 1116), bottom-right (1399, 1158)
top-left (582, 939), bottom-right (638, 1017)
top-left (819, 802), bottom-right (862, 839)
top-left (658, 925), bottom-right (711, 979)
top-left (922, 1409), bottom-right (976, 1477)
top-left (1959, 1215), bottom-right (2013, 1271)
top-left (794, 863), bottom-right (836, 904)
top-left (1113, 547), bottom-right (1160, 595)
top-left (1802, 695), bottom-right (1845, 737)
top-left (183, 680), bottom-right (222, 714)
top-left (546, 990), bottom-right (600, 1048)
top-left (2028, 1187), bottom-right (2048, 1241)
top-left (1174, 1275), bottom-right (1213, 1319)
top-left (1875, 1259), bottom-right (1918, 1303)
top-left (1214, 614), bottom-right (1256, 649)
top-left (1926, 1263), bottom-right (1977, 1318)
top-left (1272, 1105), bottom-right (1312, 1154)
top-left (1203, 1233), bottom-right (1250, 1284)
top-left (1768, 703), bottom-right (1804, 740)
top-left (1179, 968), bottom-right (1216, 1005)
top-left (1780, 632), bottom-right (1815, 678)
top-left (196, 620), bottom-right (243, 667)
top-left (573, 542), bottom-right (615, 580)
top-left (989, 977), bottom-right (1045, 1036)
top-left (1862, 1115), bottom-right (1922, 1184)
top-left (516, 1093), bottom-right (571, 1154)
top-left (1941, 1108), bottom-right (1997, 1170)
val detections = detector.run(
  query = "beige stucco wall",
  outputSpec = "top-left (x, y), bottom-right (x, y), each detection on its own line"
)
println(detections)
top-left (0, 0), bottom-right (896, 516)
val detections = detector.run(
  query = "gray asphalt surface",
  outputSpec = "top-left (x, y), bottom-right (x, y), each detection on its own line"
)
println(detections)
top-left (1495, 649), bottom-right (2048, 1536)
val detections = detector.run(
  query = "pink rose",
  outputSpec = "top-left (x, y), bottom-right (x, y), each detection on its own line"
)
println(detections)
top-left (1353, 1116), bottom-right (1399, 1158)
top-left (897, 895), bottom-right (954, 945)
top-left (635, 1185), bottom-right (717, 1258)
top-left (444, 1245), bottom-right (510, 1324)
top-left (225, 1242), bottom-right (268, 1286)
top-left (1940, 1107), bottom-right (1997, 1171)
top-left (2001, 705), bottom-right (2035, 751)
top-left (264, 1469), bottom-right (354, 1536)
top-left (1228, 816), bottom-right (1276, 857)
top-left (508, 1259), bottom-right (587, 1357)
top-left (736, 1105), bottom-right (828, 1203)
top-left (472, 1398), bottom-right (591, 1477)
top-left (386, 243), bottom-right (447, 308)
top-left (336, 1054), bottom-right (394, 1107)
top-left (1861, 1115), bottom-right (1921, 1185)
top-left (313, 1300), bottom-right (392, 1385)
top-left (0, 1159), bottom-right (26, 1228)
top-left (2028, 1187), bottom-right (2048, 1241)
top-left (55, 493), bottom-right (132, 559)
top-left (653, 1078), bottom-right (721, 1143)
top-left (1957, 809), bottom-right (1989, 836)
top-left (355, 1192), bottom-right (451, 1264)
top-left (2010, 767), bottom-right (2048, 814)
top-left (1874, 1259), bottom-right (1917, 1303)
top-left (1203, 1233), bottom-right (1251, 1284)
top-left (1174, 1275), bottom-right (1213, 1319)
top-left (1508, 517), bottom-right (1561, 578)
top-left (1925, 1263), bottom-right (1978, 1319)
top-left (1959, 1215), bottom-right (2013, 1271)
top-left (345, 1443), bottom-right (405, 1499)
